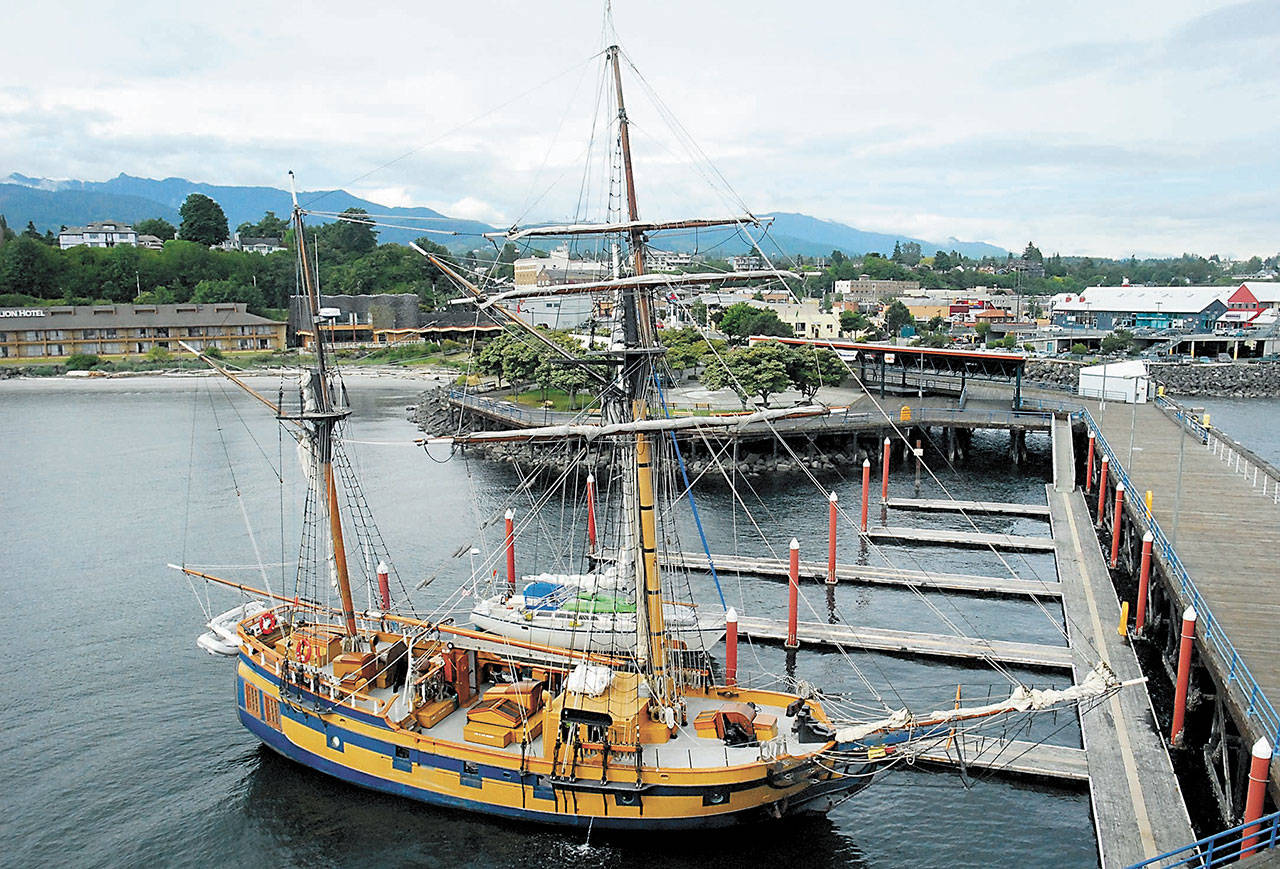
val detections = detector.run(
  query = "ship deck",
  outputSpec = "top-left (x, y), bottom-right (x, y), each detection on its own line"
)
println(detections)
top-left (411, 682), bottom-right (807, 769)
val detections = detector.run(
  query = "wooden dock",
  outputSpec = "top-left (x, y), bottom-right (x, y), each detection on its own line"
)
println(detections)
top-left (886, 497), bottom-right (1050, 519)
top-left (657, 550), bottom-right (1062, 599)
top-left (865, 526), bottom-right (1056, 552)
top-left (1089, 399), bottom-right (1280, 792)
top-left (1048, 476), bottom-right (1195, 867)
top-left (735, 616), bottom-right (1072, 670)
top-left (914, 734), bottom-right (1089, 782)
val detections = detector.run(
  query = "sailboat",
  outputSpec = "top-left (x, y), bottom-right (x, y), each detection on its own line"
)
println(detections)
top-left (177, 42), bottom-right (1123, 828)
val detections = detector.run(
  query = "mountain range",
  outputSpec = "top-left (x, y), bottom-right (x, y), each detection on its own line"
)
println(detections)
top-left (0, 172), bottom-right (1007, 259)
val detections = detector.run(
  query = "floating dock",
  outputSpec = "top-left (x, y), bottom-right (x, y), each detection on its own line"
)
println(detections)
top-left (914, 734), bottom-right (1088, 782)
top-left (886, 497), bottom-right (1051, 519)
top-left (865, 526), bottom-right (1056, 552)
top-left (735, 616), bottom-right (1072, 670)
top-left (659, 550), bottom-right (1062, 599)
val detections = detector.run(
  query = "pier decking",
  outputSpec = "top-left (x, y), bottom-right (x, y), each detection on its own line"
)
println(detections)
top-left (735, 616), bottom-right (1072, 669)
top-left (865, 526), bottom-right (1056, 552)
top-left (660, 550), bottom-right (1062, 598)
top-left (1088, 399), bottom-right (1280, 789)
top-left (914, 734), bottom-right (1088, 782)
top-left (885, 497), bottom-right (1051, 518)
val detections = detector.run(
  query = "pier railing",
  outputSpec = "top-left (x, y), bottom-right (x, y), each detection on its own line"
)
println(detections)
top-left (1156, 393), bottom-right (1280, 505)
top-left (1125, 809), bottom-right (1280, 868)
top-left (1077, 404), bottom-right (1280, 752)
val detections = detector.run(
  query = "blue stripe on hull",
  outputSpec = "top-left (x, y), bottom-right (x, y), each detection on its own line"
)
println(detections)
top-left (238, 707), bottom-right (758, 830)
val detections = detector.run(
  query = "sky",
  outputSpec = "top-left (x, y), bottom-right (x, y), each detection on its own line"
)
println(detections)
top-left (2, 0), bottom-right (1277, 258)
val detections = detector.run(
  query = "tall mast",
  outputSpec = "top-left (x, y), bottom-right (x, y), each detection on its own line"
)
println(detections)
top-left (290, 173), bottom-right (359, 637)
top-left (605, 47), bottom-right (670, 702)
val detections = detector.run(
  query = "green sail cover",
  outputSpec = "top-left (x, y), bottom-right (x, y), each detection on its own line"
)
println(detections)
top-left (561, 593), bottom-right (636, 614)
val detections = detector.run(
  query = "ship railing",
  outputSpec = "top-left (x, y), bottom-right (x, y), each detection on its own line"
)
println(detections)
top-left (1124, 808), bottom-right (1280, 868)
top-left (1074, 405), bottom-right (1280, 752)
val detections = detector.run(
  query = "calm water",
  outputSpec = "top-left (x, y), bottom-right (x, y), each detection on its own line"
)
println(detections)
top-left (2, 373), bottom-right (1107, 867)
top-left (1190, 397), bottom-right (1280, 467)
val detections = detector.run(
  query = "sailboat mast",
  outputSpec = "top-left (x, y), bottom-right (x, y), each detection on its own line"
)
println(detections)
top-left (606, 46), bottom-right (670, 701)
top-left (291, 176), bottom-right (359, 637)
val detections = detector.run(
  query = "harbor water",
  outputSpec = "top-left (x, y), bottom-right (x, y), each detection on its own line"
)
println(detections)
top-left (8, 375), bottom-right (1271, 867)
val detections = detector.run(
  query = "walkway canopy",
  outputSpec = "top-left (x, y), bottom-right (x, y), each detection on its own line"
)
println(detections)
top-left (752, 337), bottom-right (1027, 406)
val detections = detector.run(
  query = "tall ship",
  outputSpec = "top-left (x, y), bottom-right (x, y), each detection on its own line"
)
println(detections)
top-left (178, 40), bottom-right (1121, 828)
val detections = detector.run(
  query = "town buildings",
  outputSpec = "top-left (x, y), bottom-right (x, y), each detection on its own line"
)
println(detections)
top-left (0, 303), bottom-right (286, 358)
top-left (58, 221), bottom-right (139, 250)
top-left (288, 294), bottom-right (502, 348)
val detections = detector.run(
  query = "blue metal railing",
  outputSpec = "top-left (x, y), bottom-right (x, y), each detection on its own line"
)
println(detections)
top-left (1075, 404), bottom-right (1280, 752)
top-left (1154, 394), bottom-right (1210, 445)
top-left (1125, 810), bottom-right (1280, 868)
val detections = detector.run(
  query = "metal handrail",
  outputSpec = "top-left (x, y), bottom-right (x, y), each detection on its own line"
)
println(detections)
top-left (1125, 809), bottom-right (1280, 868)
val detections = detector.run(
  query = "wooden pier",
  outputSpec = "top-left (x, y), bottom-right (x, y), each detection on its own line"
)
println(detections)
top-left (865, 526), bottom-right (1056, 552)
top-left (886, 497), bottom-right (1050, 519)
top-left (735, 615), bottom-right (1072, 670)
top-left (1049, 414), bottom-right (1196, 867)
top-left (658, 550), bottom-right (1062, 599)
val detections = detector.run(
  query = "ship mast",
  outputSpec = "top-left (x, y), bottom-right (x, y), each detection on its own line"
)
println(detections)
top-left (290, 173), bottom-right (359, 637)
top-left (606, 45), bottom-right (671, 704)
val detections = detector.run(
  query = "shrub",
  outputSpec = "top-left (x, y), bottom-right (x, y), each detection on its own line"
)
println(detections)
top-left (65, 353), bottom-right (101, 370)
top-left (146, 346), bottom-right (172, 362)
top-left (204, 346), bottom-right (224, 359)
top-left (1070, 343), bottom-right (1088, 356)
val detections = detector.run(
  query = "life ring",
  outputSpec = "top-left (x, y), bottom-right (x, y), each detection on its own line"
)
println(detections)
top-left (296, 637), bottom-right (313, 663)
top-left (259, 612), bottom-right (277, 634)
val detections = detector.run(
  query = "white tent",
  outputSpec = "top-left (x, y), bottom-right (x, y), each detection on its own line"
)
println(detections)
top-left (1078, 360), bottom-right (1150, 404)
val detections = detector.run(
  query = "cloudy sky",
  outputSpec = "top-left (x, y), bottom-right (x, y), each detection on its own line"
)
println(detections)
top-left (3, 0), bottom-right (1277, 257)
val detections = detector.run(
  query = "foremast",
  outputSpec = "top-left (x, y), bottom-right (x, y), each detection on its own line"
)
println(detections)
top-left (289, 173), bottom-right (359, 638)
top-left (605, 44), bottom-right (671, 708)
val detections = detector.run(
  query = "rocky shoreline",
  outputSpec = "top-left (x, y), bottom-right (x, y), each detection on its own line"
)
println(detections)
top-left (1025, 358), bottom-right (1280, 398)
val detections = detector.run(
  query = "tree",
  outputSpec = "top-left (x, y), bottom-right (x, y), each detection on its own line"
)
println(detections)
top-left (1070, 342), bottom-right (1088, 356)
top-left (178, 194), bottom-right (229, 246)
top-left (839, 309), bottom-right (869, 335)
top-left (236, 211), bottom-right (288, 239)
top-left (891, 241), bottom-right (903, 262)
top-left (0, 236), bottom-right (63, 297)
top-left (882, 300), bottom-right (913, 336)
top-left (1100, 328), bottom-right (1134, 355)
top-left (689, 300), bottom-right (708, 326)
top-left (702, 341), bottom-right (793, 407)
top-left (830, 250), bottom-right (847, 267)
top-left (1022, 242), bottom-right (1043, 263)
top-left (192, 278), bottom-right (264, 313)
top-left (323, 208), bottom-right (378, 256)
top-left (899, 241), bottom-right (922, 267)
top-left (135, 218), bottom-right (176, 241)
top-left (933, 250), bottom-right (952, 271)
top-left (717, 302), bottom-right (793, 343)
top-left (974, 320), bottom-right (992, 341)
top-left (786, 346), bottom-right (846, 400)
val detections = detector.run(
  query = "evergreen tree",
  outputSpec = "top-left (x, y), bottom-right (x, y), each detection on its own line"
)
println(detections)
top-left (178, 194), bottom-right (230, 246)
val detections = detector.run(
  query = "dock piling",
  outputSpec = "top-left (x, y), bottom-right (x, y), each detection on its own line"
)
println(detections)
top-left (826, 492), bottom-right (838, 585)
top-left (860, 459), bottom-right (870, 532)
top-left (786, 538), bottom-right (800, 649)
top-left (725, 607), bottom-right (739, 687)
top-left (1086, 432), bottom-right (1095, 493)
top-left (1096, 455), bottom-right (1109, 526)
top-left (504, 509), bottom-right (516, 592)
top-left (1242, 738), bottom-right (1273, 857)
top-left (1136, 532), bottom-right (1153, 634)
top-left (1171, 606), bottom-right (1197, 746)
top-left (881, 437), bottom-right (891, 501)
top-left (376, 561), bottom-right (391, 611)
top-left (1110, 483), bottom-right (1125, 568)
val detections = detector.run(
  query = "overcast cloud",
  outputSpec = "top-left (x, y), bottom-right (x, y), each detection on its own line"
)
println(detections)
top-left (2, 0), bottom-right (1277, 257)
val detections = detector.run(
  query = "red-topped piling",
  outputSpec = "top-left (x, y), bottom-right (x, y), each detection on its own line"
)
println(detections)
top-left (786, 538), bottom-right (800, 649)
top-left (826, 492), bottom-right (838, 585)
top-left (1135, 533), bottom-right (1153, 634)
top-left (1110, 483), bottom-right (1125, 567)
top-left (1171, 606), bottom-right (1197, 746)
top-left (504, 509), bottom-right (516, 593)
top-left (1096, 455), bottom-right (1109, 525)
top-left (860, 459), bottom-right (871, 532)
top-left (881, 437), bottom-right (891, 501)
top-left (725, 607), bottom-right (739, 687)
top-left (1085, 432), bottom-right (1096, 494)
top-left (376, 560), bottom-right (391, 611)
top-left (1242, 738), bottom-right (1273, 857)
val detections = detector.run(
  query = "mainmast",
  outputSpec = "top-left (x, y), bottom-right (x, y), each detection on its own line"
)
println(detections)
top-left (290, 173), bottom-right (359, 637)
top-left (606, 46), bottom-right (670, 704)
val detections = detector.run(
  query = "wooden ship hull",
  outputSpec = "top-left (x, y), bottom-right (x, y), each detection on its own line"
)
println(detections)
top-left (232, 618), bottom-right (870, 829)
